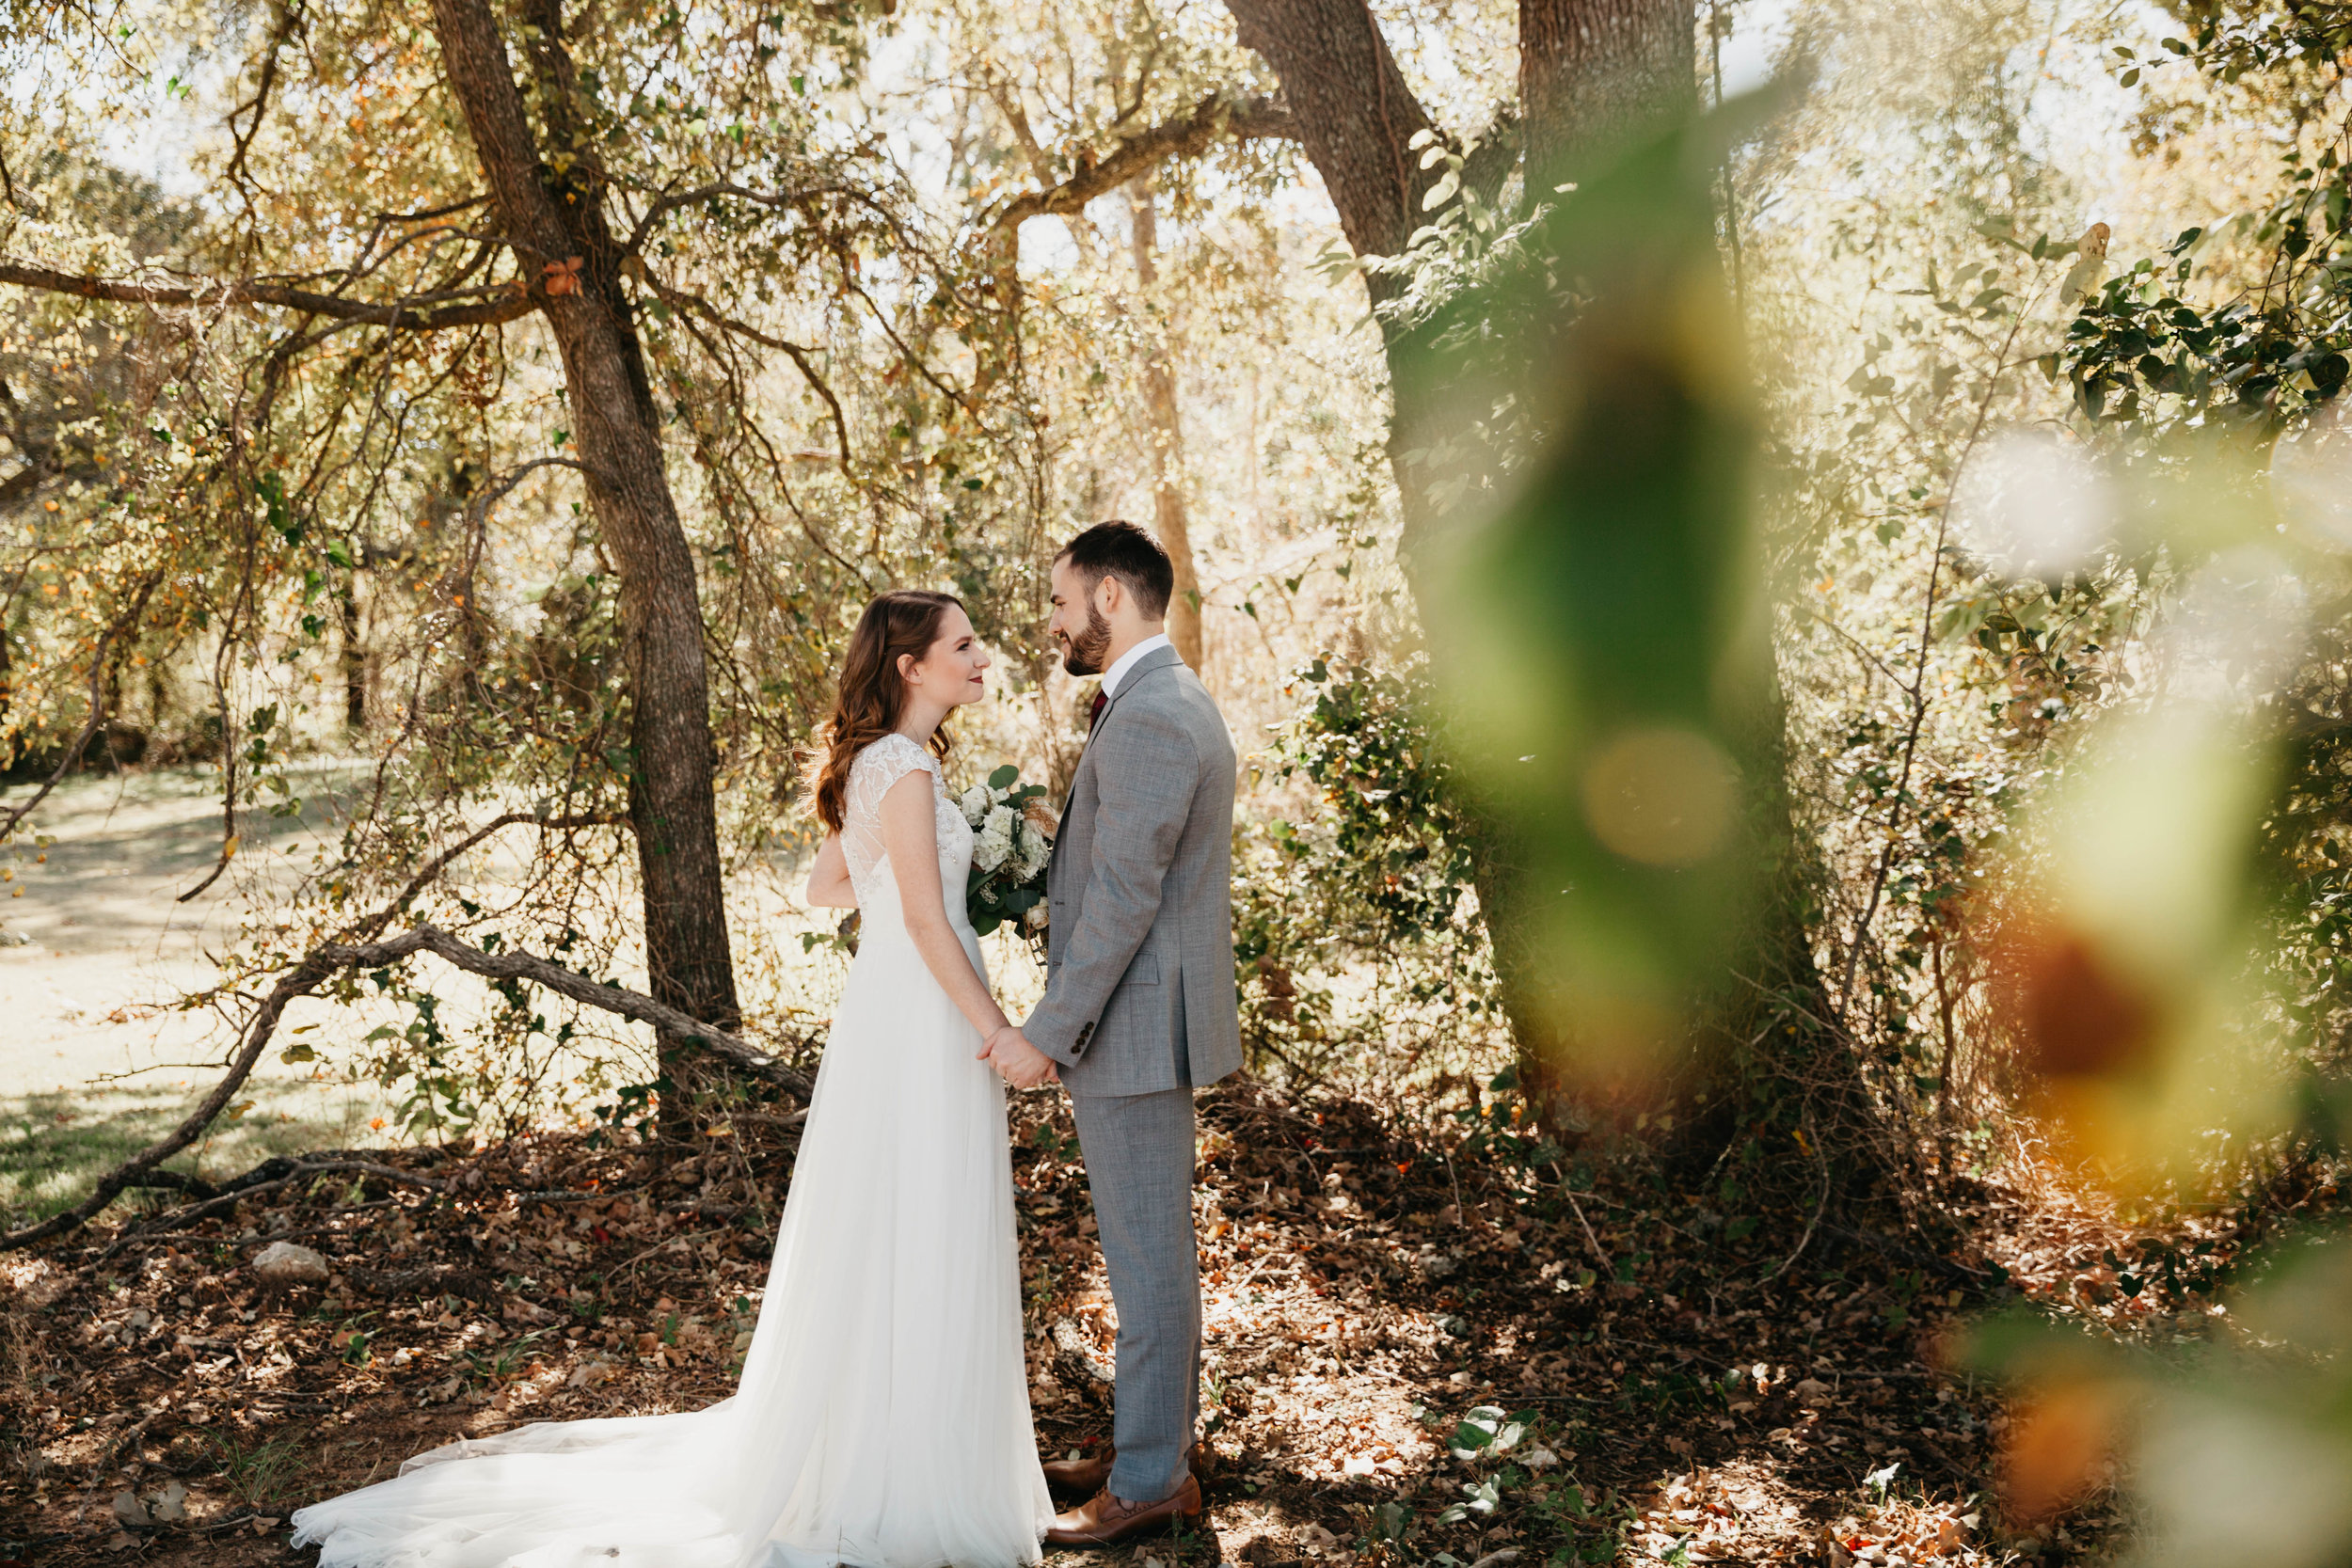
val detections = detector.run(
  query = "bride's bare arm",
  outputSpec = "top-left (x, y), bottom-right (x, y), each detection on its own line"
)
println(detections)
top-left (803, 833), bottom-right (855, 909)
top-left (877, 770), bottom-right (1009, 1038)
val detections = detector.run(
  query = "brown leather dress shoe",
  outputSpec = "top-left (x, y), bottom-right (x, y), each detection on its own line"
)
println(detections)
top-left (1041, 1475), bottom-right (1203, 1547)
top-left (1041, 1441), bottom-right (1209, 1499)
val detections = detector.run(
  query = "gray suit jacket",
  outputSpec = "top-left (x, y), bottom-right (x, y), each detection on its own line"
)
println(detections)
top-left (1025, 644), bottom-right (1243, 1097)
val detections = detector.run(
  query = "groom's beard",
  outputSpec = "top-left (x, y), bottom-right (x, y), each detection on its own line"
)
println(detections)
top-left (1059, 602), bottom-right (1114, 676)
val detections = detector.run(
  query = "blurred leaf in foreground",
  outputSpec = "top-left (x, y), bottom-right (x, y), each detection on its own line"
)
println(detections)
top-left (1407, 101), bottom-right (1788, 1089)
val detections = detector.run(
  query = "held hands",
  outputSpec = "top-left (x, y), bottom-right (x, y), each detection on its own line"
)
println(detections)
top-left (977, 1023), bottom-right (1059, 1089)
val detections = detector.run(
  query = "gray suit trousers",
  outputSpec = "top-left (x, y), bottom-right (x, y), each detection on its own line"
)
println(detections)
top-left (1069, 1086), bottom-right (1200, 1504)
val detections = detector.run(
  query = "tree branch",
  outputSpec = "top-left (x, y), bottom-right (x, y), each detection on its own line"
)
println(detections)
top-left (644, 276), bottom-right (855, 469)
top-left (622, 180), bottom-right (861, 254)
top-left (355, 811), bottom-right (624, 943)
top-left (991, 91), bottom-right (1297, 238)
top-left (0, 261), bottom-right (541, 332)
top-left (0, 570), bottom-right (163, 847)
top-left (321, 925), bottom-right (811, 1093)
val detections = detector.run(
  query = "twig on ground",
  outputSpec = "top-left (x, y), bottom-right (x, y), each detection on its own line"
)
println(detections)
top-left (615, 1228), bottom-right (721, 1275)
top-left (1560, 1184), bottom-right (1613, 1275)
top-left (1769, 1116), bottom-right (1833, 1283)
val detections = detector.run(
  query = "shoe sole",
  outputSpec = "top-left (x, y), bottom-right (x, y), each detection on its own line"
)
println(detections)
top-left (1042, 1513), bottom-right (1202, 1548)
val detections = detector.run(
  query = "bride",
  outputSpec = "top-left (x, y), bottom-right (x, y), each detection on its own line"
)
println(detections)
top-left (293, 589), bottom-right (1057, 1567)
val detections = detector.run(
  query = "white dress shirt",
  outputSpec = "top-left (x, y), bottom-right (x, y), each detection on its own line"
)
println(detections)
top-left (1098, 632), bottom-right (1173, 702)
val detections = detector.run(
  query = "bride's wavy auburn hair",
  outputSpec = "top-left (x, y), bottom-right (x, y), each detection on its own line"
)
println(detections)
top-left (807, 589), bottom-right (965, 832)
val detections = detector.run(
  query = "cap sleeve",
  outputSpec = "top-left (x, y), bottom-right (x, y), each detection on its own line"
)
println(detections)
top-left (845, 734), bottom-right (940, 830)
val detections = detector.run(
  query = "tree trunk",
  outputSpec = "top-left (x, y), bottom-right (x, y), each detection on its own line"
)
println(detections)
top-left (1519, 0), bottom-right (1697, 188)
top-left (427, 0), bottom-right (739, 1137)
top-left (1226, 0), bottom-right (1843, 1132)
top-left (1223, 0), bottom-right (1547, 1101)
top-left (1222, 0), bottom-right (1439, 275)
top-left (340, 579), bottom-right (367, 730)
top-left (1126, 177), bottom-right (1204, 672)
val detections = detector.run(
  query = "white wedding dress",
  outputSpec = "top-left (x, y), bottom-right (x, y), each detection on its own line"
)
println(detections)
top-left (292, 734), bottom-right (1055, 1568)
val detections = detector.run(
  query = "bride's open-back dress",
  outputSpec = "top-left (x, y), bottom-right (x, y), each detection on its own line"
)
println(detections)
top-left (292, 734), bottom-right (1055, 1567)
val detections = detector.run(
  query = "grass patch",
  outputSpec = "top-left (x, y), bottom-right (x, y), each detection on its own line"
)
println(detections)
top-left (208, 1428), bottom-right (316, 1512)
top-left (0, 1079), bottom-right (382, 1229)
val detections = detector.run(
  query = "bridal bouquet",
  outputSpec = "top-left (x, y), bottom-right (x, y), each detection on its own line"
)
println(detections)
top-left (960, 765), bottom-right (1056, 942)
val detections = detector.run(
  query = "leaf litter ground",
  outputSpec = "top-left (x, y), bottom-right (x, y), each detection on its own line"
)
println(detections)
top-left (3, 1080), bottom-right (2071, 1565)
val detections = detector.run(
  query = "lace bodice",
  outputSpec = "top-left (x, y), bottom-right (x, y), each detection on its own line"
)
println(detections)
top-left (841, 733), bottom-right (975, 932)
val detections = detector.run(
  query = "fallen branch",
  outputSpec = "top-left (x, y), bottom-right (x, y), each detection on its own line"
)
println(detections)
top-left (119, 1168), bottom-right (221, 1200)
top-left (316, 926), bottom-right (814, 1096)
top-left (95, 1159), bottom-right (452, 1261)
top-left (1, 941), bottom-right (357, 1252)
top-left (1559, 1184), bottom-right (1613, 1275)
top-left (1, 924), bottom-right (809, 1254)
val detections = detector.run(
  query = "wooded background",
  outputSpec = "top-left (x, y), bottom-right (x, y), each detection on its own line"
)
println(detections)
top-left (11, 0), bottom-right (2352, 1558)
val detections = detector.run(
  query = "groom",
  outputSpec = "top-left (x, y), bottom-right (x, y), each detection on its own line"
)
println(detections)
top-left (981, 520), bottom-right (1242, 1545)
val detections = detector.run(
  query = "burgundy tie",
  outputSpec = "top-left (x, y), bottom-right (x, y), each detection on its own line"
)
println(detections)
top-left (1088, 689), bottom-right (1107, 733)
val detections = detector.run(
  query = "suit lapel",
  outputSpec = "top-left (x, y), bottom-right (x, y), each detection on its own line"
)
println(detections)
top-left (1048, 644), bottom-right (1184, 879)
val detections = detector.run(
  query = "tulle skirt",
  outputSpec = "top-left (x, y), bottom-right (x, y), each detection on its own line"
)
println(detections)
top-left (290, 924), bottom-right (1054, 1568)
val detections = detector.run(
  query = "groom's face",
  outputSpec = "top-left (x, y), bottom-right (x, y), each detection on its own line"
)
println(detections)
top-left (1047, 557), bottom-right (1115, 678)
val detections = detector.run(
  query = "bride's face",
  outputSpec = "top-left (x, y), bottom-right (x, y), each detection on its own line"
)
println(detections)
top-left (902, 605), bottom-right (991, 708)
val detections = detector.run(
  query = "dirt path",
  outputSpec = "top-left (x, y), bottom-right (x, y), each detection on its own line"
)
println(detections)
top-left (0, 764), bottom-right (889, 1235)
top-left (0, 766), bottom-right (405, 1230)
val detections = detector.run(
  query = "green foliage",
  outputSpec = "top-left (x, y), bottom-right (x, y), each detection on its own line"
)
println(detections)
top-left (1269, 656), bottom-right (1481, 943)
top-left (1232, 656), bottom-right (1502, 1082)
top-left (205, 1429), bottom-right (310, 1510)
top-left (2062, 219), bottom-right (2351, 436)
top-left (1899, 9), bottom-right (2352, 1557)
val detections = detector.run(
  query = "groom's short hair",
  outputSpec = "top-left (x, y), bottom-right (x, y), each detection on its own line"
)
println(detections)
top-left (1057, 521), bottom-right (1174, 619)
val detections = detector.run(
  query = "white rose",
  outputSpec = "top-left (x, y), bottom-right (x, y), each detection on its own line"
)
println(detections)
top-left (1015, 828), bottom-right (1051, 881)
top-left (975, 819), bottom-right (1013, 873)
top-left (959, 785), bottom-right (991, 827)
top-left (1025, 903), bottom-right (1050, 929)
top-left (983, 803), bottom-right (1014, 840)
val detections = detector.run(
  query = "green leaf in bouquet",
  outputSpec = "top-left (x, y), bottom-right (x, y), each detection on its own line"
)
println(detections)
top-left (1003, 887), bottom-right (1043, 912)
top-left (989, 764), bottom-right (1020, 789)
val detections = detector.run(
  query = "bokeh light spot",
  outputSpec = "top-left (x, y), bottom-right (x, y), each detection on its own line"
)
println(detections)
top-left (1952, 428), bottom-right (2113, 579)
top-left (1580, 727), bottom-right (1736, 866)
